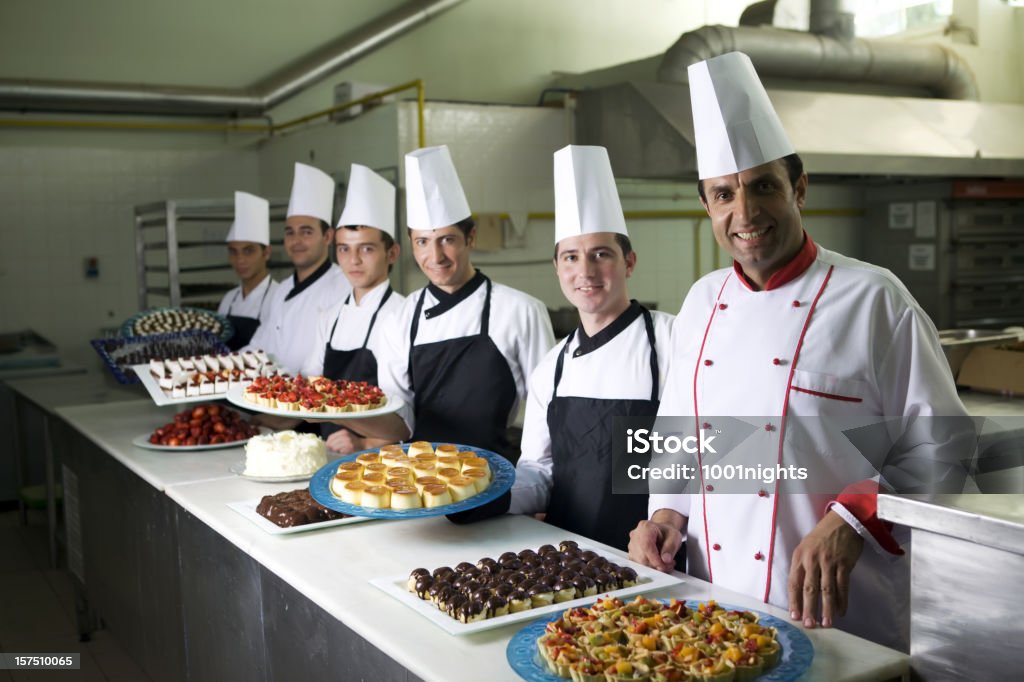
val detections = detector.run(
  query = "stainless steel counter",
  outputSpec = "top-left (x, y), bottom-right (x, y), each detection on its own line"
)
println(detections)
top-left (878, 494), bottom-right (1024, 681)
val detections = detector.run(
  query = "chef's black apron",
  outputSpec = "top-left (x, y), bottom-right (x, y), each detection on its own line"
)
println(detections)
top-left (544, 307), bottom-right (659, 553)
top-left (319, 287), bottom-right (393, 439)
top-left (408, 276), bottom-right (518, 461)
top-left (225, 281), bottom-right (272, 351)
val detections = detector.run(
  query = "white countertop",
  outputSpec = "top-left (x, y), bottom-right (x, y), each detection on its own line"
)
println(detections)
top-left (55, 400), bottom-right (243, 490)
top-left (55, 399), bottom-right (909, 681)
top-left (167, 475), bottom-right (909, 682)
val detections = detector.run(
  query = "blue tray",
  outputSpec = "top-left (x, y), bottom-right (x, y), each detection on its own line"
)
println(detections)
top-left (506, 600), bottom-right (814, 682)
top-left (120, 306), bottom-right (233, 343)
top-left (309, 443), bottom-right (515, 519)
top-left (90, 330), bottom-right (229, 384)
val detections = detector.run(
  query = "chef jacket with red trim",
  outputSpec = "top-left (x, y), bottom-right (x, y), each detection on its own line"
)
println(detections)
top-left (649, 235), bottom-right (971, 651)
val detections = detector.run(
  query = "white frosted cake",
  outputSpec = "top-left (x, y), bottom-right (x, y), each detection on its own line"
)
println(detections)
top-left (243, 431), bottom-right (327, 477)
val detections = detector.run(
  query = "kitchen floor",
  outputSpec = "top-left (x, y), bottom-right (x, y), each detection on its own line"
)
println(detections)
top-left (0, 509), bottom-right (150, 682)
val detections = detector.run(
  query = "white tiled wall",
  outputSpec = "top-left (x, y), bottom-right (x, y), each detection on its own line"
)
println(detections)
top-left (0, 133), bottom-right (260, 366)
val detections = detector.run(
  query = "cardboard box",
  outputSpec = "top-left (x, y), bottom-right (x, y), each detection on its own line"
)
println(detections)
top-left (957, 342), bottom-right (1024, 395)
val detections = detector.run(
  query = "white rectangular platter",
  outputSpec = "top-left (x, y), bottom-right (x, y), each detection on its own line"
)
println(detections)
top-left (226, 498), bottom-right (377, 535)
top-left (369, 546), bottom-right (683, 635)
top-left (133, 363), bottom-right (231, 406)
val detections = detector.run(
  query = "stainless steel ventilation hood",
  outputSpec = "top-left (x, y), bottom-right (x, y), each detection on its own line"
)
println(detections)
top-left (574, 81), bottom-right (1024, 180)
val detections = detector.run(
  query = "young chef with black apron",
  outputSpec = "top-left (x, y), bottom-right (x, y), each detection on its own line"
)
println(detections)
top-left (369, 145), bottom-right (554, 464)
top-left (511, 145), bottom-right (674, 552)
top-left (245, 162), bottom-right (351, 375)
top-left (300, 164), bottom-right (404, 452)
top-left (218, 191), bottom-right (278, 351)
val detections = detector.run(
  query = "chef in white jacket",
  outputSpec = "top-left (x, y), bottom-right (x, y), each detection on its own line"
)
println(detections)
top-left (370, 145), bottom-right (554, 462)
top-left (301, 164), bottom-right (405, 451)
top-left (511, 145), bottom-right (674, 552)
top-left (245, 162), bottom-right (351, 374)
top-left (218, 191), bottom-right (278, 351)
top-left (627, 52), bottom-right (973, 651)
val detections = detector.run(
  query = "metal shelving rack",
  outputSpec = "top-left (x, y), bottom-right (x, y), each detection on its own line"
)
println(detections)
top-left (134, 198), bottom-right (291, 310)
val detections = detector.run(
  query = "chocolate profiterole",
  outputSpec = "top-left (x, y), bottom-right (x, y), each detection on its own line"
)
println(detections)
top-left (404, 539), bottom-right (648, 623)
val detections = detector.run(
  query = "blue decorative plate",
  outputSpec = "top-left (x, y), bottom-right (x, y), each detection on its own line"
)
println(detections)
top-left (90, 330), bottom-right (229, 384)
top-left (308, 443), bottom-right (515, 519)
top-left (506, 600), bottom-right (814, 682)
top-left (121, 307), bottom-right (233, 343)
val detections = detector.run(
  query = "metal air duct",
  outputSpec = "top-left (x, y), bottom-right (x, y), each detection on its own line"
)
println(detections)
top-left (0, 0), bottom-right (467, 117)
top-left (657, 0), bottom-right (978, 101)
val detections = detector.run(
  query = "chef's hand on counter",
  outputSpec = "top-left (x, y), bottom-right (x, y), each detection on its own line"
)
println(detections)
top-left (627, 509), bottom-right (687, 573)
top-left (787, 510), bottom-right (864, 629)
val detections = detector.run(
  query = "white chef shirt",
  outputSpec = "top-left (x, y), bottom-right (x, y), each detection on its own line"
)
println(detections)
top-left (376, 272), bottom-right (555, 436)
top-left (216, 274), bottom-right (277, 320)
top-left (512, 305), bottom-right (674, 515)
top-left (301, 279), bottom-right (406, 378)
top-left (244, 260), bottom-right (351, 374)
top-left (648, 240), bottom-right (971, 651)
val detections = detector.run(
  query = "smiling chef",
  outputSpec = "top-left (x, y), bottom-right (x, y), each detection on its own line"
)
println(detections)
top-left (367, 145), bottom-right (554, 461)
top-left (627, 51), bottom-right (972, 651)
top-left (510, 145), bottom-right (674, 552)
top-left (218, 191), bottom-right (278, 351)
top-left (245, 162), bottom-right (350, 374)
top-left (301, 164), bottom-right (405, 451)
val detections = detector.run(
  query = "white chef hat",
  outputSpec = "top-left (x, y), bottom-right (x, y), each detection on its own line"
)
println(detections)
top-left (286, 162), bottom-right (334, 224)
top-left (337, 164), bottom-right (396, 238)
top-left (553, 145), bottom-right (628, 244)
top-left (225, 191), bottom-right (270, 245)
top-left (405, 145), bottom-right (471, 230)
top-left (688, 51), bottom-right (794, 180)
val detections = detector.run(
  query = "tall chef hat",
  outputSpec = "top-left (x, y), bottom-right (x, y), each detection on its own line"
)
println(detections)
top-left (688, 51), bottom-right (794, 180)
top-left (553, 145), bottom-right (628, 244)
top-left (337, 164), bottom-right (396, 238)
top-left (286, 162), bottom-right (334, 224)
top-left (225, 191), bottom-right (270, 245)
top-left (404, 145), bottom-right (471, 230)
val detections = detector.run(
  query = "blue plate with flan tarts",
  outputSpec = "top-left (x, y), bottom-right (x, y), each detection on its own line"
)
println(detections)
top-left (308, 442), bottom-right (515, 519)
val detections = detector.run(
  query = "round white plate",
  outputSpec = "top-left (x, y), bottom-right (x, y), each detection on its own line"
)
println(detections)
top-left (131, 426), bottom-right (270, 452)
top-left (228, 460), bottom-right (317, 483)
top-left (225, 383), bottom-right (404, 421)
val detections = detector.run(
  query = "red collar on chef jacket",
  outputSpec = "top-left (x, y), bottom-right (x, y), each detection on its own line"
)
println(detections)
top-left (733, 232), bottom-right (818, 292)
